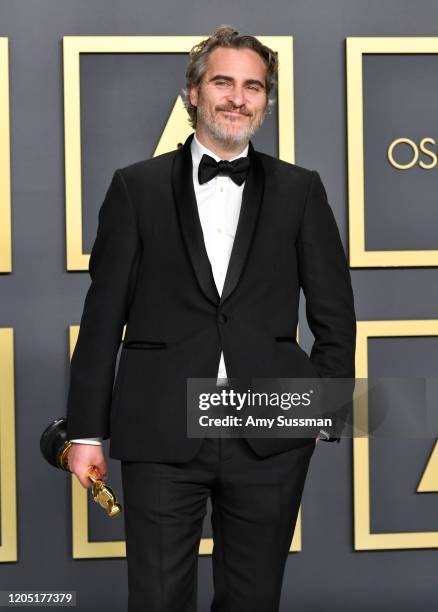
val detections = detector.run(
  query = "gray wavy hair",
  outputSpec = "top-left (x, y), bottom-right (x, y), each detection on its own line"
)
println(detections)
top-left (182, 25), bottom-right (278, 129)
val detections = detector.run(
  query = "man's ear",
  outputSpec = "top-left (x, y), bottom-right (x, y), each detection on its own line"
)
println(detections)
top-left (189, 83), bottom-right (198, 108)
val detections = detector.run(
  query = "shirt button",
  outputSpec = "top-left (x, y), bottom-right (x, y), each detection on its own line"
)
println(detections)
top-left (217, 228), bottom-right (222, 234)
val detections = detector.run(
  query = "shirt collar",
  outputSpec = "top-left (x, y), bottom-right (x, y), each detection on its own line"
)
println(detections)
top-left (190, 132), bottom-right (249, 184)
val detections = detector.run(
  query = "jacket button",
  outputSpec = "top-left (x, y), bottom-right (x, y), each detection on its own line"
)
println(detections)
top-left (218, 313), bottom-right (228, 324)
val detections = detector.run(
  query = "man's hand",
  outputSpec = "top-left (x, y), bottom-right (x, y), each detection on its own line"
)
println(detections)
top-left (68, 443), bottom-right (108, 489)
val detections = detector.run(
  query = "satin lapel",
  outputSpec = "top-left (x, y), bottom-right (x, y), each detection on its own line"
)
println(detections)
top-left (171, 133), bottom-right (220, 306)
top-left (220, 141), bottom-right (265, 305)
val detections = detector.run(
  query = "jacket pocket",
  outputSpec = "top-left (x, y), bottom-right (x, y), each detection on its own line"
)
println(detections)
top-left (123, 340), bottom-right (168, 350)
top-left (274, 336), bottom-right (297, 344)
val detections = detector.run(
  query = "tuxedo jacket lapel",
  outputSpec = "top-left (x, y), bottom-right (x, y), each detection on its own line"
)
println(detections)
top-left (172, 133), bottom-right (220, 306)
top-left (220, 140), bottom-right (265, 305)
top-left (171, 133), bottom-right (265, 308)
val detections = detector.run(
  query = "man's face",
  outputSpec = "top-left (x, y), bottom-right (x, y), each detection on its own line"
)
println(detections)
top-left (189, 47), bottom-right (269, 149)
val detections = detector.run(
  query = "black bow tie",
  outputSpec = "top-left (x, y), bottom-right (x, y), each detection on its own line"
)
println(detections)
top-left (198, 153), bottom-right (250, 186)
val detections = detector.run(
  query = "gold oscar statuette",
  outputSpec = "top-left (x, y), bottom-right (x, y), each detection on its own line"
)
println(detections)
top-left (60, 441), bottom-right (122, 517)
top-left (40, 418), bottom-right (122, 518)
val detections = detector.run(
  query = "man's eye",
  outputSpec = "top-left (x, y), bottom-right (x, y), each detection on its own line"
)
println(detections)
top-left (216, 81), bottom-right (229, 86)
top-left (247, 85), bottom-right (260, 91)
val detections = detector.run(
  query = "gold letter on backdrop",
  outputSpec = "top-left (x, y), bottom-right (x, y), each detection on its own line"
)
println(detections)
top-left (346, 37), bottom-right (438, 267)
top-left (0, 328), bottom-right (17, 562)
top-left (0, 38), bottom-right (12, 273)
top-left (354, 320), bottom-right (438, 550)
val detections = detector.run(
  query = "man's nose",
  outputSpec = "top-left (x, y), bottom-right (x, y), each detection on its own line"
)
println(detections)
top-left (226, 85), bottom-right (245, 107)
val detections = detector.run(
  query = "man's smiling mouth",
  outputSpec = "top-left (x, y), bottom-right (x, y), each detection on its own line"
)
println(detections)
top-left (220, 110), bottom-right (249, 118)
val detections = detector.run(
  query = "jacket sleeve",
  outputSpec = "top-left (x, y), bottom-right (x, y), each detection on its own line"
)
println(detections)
top-left (66, 169), bottom-right (141, 441)
top-left (296, 170), bottom-right (356, 441)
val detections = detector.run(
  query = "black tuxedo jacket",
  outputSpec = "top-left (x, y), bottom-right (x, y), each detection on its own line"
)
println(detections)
top-left (66, 133), bottom-right (356, 462)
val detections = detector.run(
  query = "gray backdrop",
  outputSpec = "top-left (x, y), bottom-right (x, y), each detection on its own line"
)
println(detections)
top-left (1, 1), bottom-right (437, 610)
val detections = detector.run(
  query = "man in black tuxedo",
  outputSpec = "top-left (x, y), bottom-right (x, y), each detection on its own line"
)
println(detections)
top-left (67, 25), bottom-right (356, 612)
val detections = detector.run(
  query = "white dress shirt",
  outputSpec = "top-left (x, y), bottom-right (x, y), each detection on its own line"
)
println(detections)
top-left (71, 134), bottom-right (249, 446)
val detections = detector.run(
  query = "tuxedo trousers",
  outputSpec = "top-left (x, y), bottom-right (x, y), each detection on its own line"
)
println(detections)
top-left (120, 436), bottom-right (316, 612)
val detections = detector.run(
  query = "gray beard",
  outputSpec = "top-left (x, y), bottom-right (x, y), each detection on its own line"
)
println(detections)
top-left (197, 106), bottom-right (266, 152)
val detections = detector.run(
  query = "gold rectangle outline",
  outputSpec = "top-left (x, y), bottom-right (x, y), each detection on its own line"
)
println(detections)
top-left (354, 319), bottom-right (438, 549)
top-left (0, 328), bottom-right (17, 561)
top-left (69, 324), bottom-right (303, 558)
top-left (0, 38), bottom-right (12, 273)
top-left (346, 37), bottom-right (438, 267)
top-left (63, 35), bottom-right (294, 271)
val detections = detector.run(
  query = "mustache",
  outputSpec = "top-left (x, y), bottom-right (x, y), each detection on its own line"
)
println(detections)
top-left (216, 105), bottom-right (252, 117)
